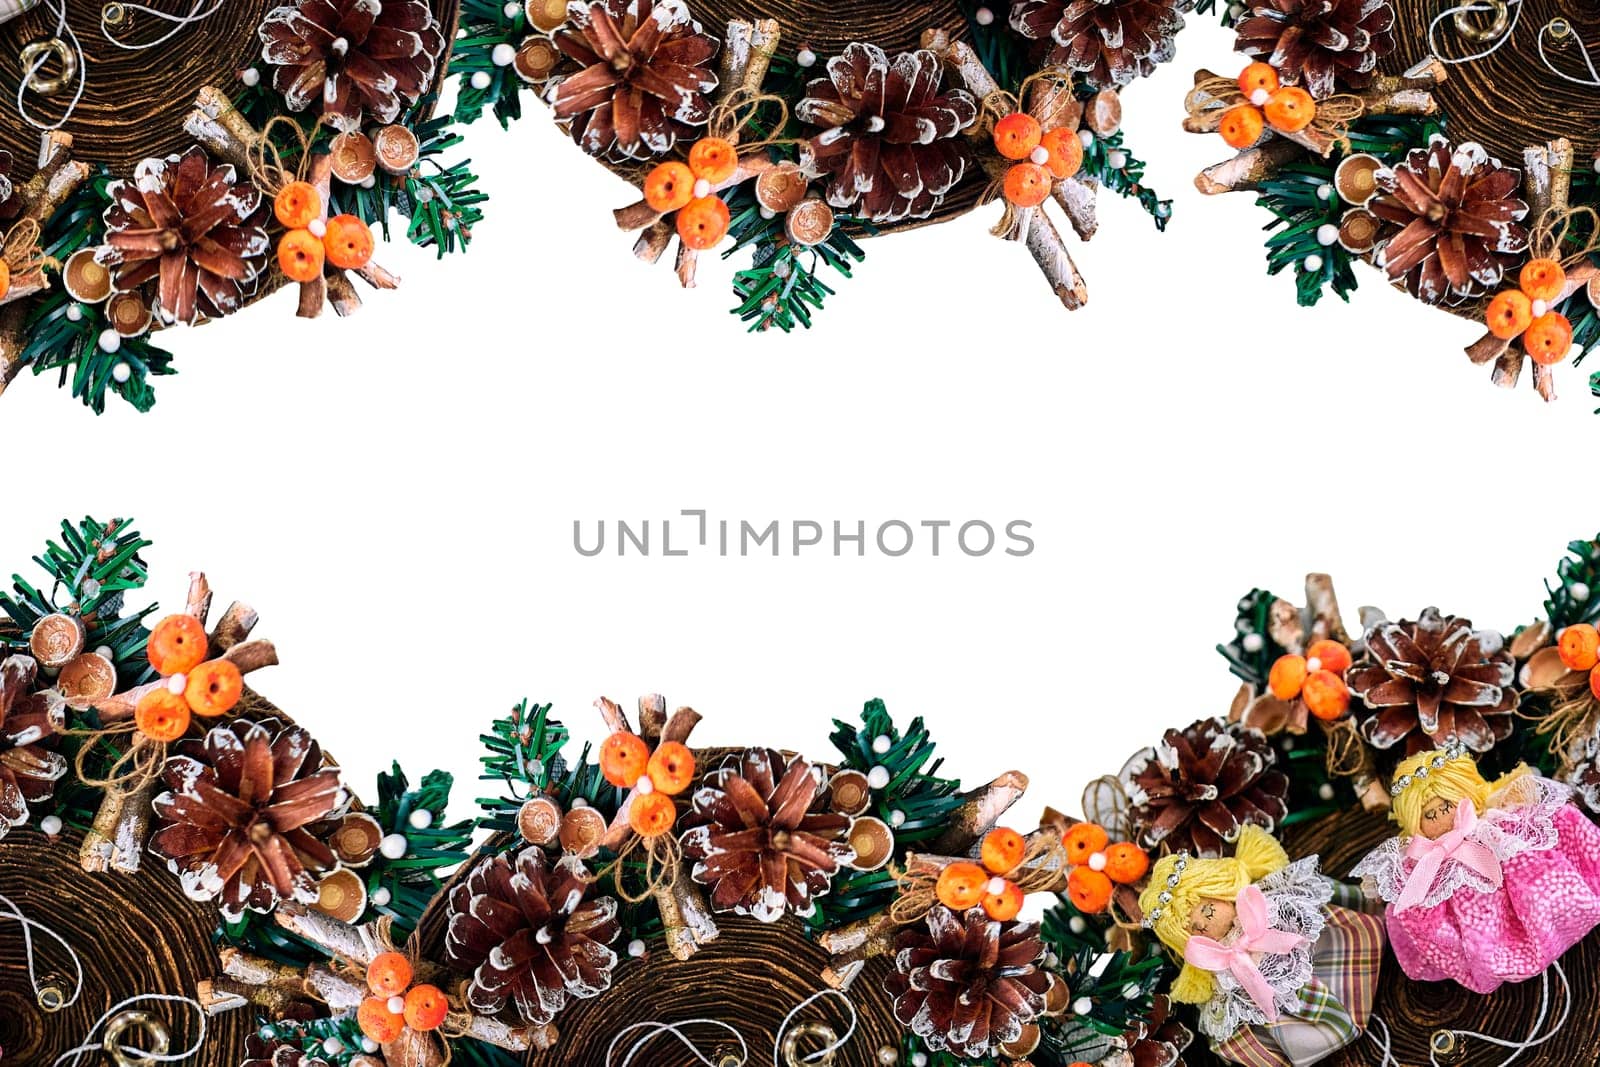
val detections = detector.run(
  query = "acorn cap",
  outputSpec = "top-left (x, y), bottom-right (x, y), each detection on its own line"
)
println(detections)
top-left (107, 291), bottom-right (152, 337)
top-left (845, 815), bottom-right (893, 871)
top-left (755, 164), bottom-right (809, 214)
top-left (1042, 971), bottom-right (1070, 1015)
top-left (63, 248), bottom-right (113, 303)
top-left (517, 795), bottom-right (563, 846)
top-left (330, 811), bottom-right (384, 866)
top-left (29, 614), bottom-right (85, 670)
top-left (826, 769), bottom-right (871, 816)
top-left (329, 131), bottom-right (378, 185)
top-left (524, 0), bottom-right (566, 32)
top-left (514, 37), bottom-right (562, 83)
top-left (785, 198), bottom-right (834, 247)
top-left (57, 652), bottom-right (117, 711)
top-left (998, 1022), bottom-right (1041, 1057)
top-left (373, 125), bottom-right (420, 177)
top-left (1333, 153), bottom-right (1382, 206)
top-left (311, 868), bottom-right (368, 923)
top-left (559, 805), bottom-right (607, 859)
top-left (1083, 88), bottom-right (1121, 137)
top-left (1337, 207), bottom-right (1380, 254)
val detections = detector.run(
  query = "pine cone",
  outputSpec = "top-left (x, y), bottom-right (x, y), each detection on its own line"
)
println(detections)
top-left (887, 904), bottom-right (1050, 1059)
top-left (795, 43), bottom-right (977, 224)
top-left (97, 147), bottom-right (270, 327)
top-left (680, 747), bottom-right (855, 921)
top-left (1567, 731), bottom-right (1600, 815)
top-left (0, 656), bottom-right (66, 841)
top-left (1123, 718), bottom-right (1289, 857)
top-left (242, 1035), bottom-right (329, 1067)
top-left (547, 0), bottom-right (720, 160)
top-left (1348, 607), bottom-right (1517, 755)
top-left (150, 718), bottom-right (345, 921)
top-left (1370, 136), bottom-right (1529, 306)
top-left (1124, 994), bottom-right (1194, 1067)
top-left (1234, 0), bottom-right (1396, 99)
top-left (0, 151), bottom-right (21, 221)
top-left (443, 845), bottom-right (620, 1025)
top-left (259, 0), bottom-right (445, 130)
top-left (1010, 0), bottom-right (1188, 89)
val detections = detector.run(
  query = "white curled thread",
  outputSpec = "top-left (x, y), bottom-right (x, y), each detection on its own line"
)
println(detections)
top-left (605, 989), bottom-right (858, 1067)
top-left (0, 890), bottom-right (84, 1012)
top-left (1367, 1015), bottom-right (1398, 1067)
top-left (1428, 960), bottom-right (1570, 1067)
top-left (1430, 0), bottom-right (1600, 87)
top-left (1536, 21), bottom-right (1600, 87)
top-left (100, 0), bottom-right (230, 52)
top-left (14, 0), bottom-right (87, 135)
top-left (52, 993), bottom-right (208, 1067)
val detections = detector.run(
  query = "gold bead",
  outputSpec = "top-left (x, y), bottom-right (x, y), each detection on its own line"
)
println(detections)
top-left (102, 1009), bottom-right (172, 1067)
top-left (1453, 0), bottom-right (1509, 42)
top-left (780, 1021), bottom-right (837, 1066)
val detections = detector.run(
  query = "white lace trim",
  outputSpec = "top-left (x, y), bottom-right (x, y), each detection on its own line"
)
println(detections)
top-left (1198, 856), bottom-right (1333, 1041)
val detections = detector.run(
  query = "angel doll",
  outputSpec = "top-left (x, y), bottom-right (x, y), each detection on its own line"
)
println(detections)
top-left (1139, 826), bottom-right (1384, 1067)
top-left (1349, 741), bottom-right (1600, 993)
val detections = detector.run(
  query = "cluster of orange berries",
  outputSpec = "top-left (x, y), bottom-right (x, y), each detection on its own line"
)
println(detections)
top-left (1062, 821), bottom-right (1148, 914)
top-left (643, 137), bottom-right (739, 251)
top-left (1484, 258), bottom-right (1575, 365)
top-left (1267, 638), bottom-right (1353, 721)
top-left (273, 181), bottom-right (375, 284)
top-left (992, 112), bottom-right (1083, 208)
top-left (357, 951), bottom-right (449, 1045)
top-left (935, 826), bottom-right (1032, 920)
top-left (1557, 622), bottom-right (1600, 699)
top-left (133, 614), bottom-right (244, 743)
top-left (598, 730), bottom-right (697, 838)
top-left (1219, 63), bottom-right (1316, 150)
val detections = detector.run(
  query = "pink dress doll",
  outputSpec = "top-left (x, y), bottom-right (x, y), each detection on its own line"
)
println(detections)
top-left (1351, 742), bottom-right (1600, 994)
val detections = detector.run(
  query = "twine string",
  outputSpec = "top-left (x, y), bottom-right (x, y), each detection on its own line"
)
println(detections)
top-left (1428, 0), bottom-right (1525, 63)
top-left (593, 830), bottom-right (682, 904)
top-left (0, 890), bottom-right (84, 1012)
top-left (100, 0), bottom-right (228, 52)
top-left (604, 989), bottom-right (857, 1067)
top-left (247, 116), bottom-right (326, 199)
top-left (890, 831), bottom-right (1067, 925)
top-left (14, 0), bottom-right (88, 137)
top-left (70, 720), bottom-right (165, 795)
top-left (707, 87), bottom-right (797, 152)
top-left (1537, 19), bottom-right (1600, 86)
top-left (1429, 961), bottom-right (1569, 1067)
top-left (1528, 205), bottom-right (1600, 271)
top-left (52, 994), bottom-right (207, 1067)
top-left (1367, 1015), bottom-right (1399, 1067)
top-left (2, 217), bottom-right (55, 279)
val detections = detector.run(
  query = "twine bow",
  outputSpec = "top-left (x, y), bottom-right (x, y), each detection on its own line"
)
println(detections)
top-left (595, 827), bottom-right (684, 904)
top-left (977, 66), bottom-right (1078, 241)
top-left (888, 830), bottom-right (1067, 925)
top-left (706, 86), bottom-right (795, 153)
top-left (1528, 205), bottom-right (1600, 272)
top-left (1397, 800), bottom-right (1501, 911)
top-left (1181, 885), bottom-right (1307, 1021)
top-left (3, 217), bottom-right (55, 289)
top-left (246, 115), bottom-right (327, 199)
top-left (70, 719), bottom-right (167, 797)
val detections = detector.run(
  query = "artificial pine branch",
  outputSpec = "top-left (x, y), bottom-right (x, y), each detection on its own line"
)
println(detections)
top-left (452, 0), bottom-right (532, 127)
top-left (1215, 588), bottom-right (1288, 690)
top-left (1081, 130), bottom-right (1173, 231)
top-left (1545, 535), bottom-right (1600, 629)
top-left (725, 188), bottom-right (868, 332)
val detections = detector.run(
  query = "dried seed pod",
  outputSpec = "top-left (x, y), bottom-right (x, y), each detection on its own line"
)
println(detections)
top-left (755, 164), bottom-right (809, 214)
top-left (107, 291), bottom-right (153, 338)
top-left (524, 0), bottom-right (565, 31)
top-left (329, 132), bottom-right (378, 185)
top-left (1338, 208), bottom-right (1380, 253)
top-left (1334, 153), bottom-right (1382, 206)
top-left (826, 769), bottom-right (871, 816)
top-left (57, 651), bottom-right (117, 711)
top-left (845, 815), bottom-right (894, 871)
top-left (30, 614), bottom-right (85, 669)
top-left (558, 805), bottom-right (607, 859)
top-left (785, 198), bottom-right (834, 247)
top-left (517, 795), bottom-right (562, 846)
top-left (329, 812), bottom-right (384, 866)
top-left (514, 38), bottom-right (562, 83)
top-left (312, 867), bottom-right (368, 923)
top-left (1084, 88), bottom-right (1122, 137)
top-left (63, 248), bottom-right (113, 303)
top-left (372, 125), bottom-right (420, 176)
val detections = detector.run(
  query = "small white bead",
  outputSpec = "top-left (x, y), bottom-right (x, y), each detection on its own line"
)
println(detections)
top-left (379, 833), bottom-right (408, 860)
top-left (1282, 736), bottom-right (1296, 751)
top-left (111, 362), bottom-right (131, 384)
top-left (1078, 128), bottom-right (1094, 148)
top-left (773, 259), bottom-right (792, 279)
top-left (1316, 182), bottom-right (1333, 201)
top-left (986, 876), bottom-right (1008, 896)
top-left (40, 815), bottom-right (63, 836)
top-left (888, 809), bottom-right (906, 827)
top-left (871, 734), bottom-right (892, 755)
top-left (1069, 915), bottom-right (1086, 934)
top-left (1318, 783), bottom-right (1336, 800)
top-left (759, 206), bottom-right (776, 219)
top-left (1574, 582), bottom-right (1591, 602)
top-left (359, 174), bottom-right (376, 189)
top-left (1123, 982), bottom-right (1141, 999)
top-left (167, 674), bottom-right (187, 694)
top-left (1250, 88), bottom-right (1269, 106)
top-left (1306, 657), bottom-right (1322, 672)
top-left (975, 6), bottom-right (994, 25)
top-left (502, 0), bottom-right (518, 14)
top-left (1107, 149), bottom-right (1128, 168)
top-left (362, 1038), bottom-right (380, 1054)
top-left (416, 187), bottom-right (434, 203)
top-left (308, 218), bottom-right (327, 238)
top-left (635, 775), bottom-right (655, 795)
top-left (1088, 850), bottom-right (1107, 872)
top-left (371, 887), bottom-right (392, 907)
top-left (692, 178), bottom-right (712, 199)
top-left (408, 808), bottom-right (433, 830)
top-left (322, 1037), bottom-right (344, 1055)
top-left (386, 995), bottom-right (405, 1014)
top-left (1228, 2), bottom-right (1245, 15)
top-left (866, 765), bottom-right (891, 790)
top-left (1241, 632), bottom-right (1264, 653)
top-left (1029, 145), bottom-right (1050, 165)
top-left (96, 646), bottom-right (113, 659)
top-left (572, 797), bottom-right (589, 808)
top-left (627, 938), bottom-right (646, 957)
top-left (240, 67), bottom-right (261, 88)
top-left (98, 329), bottom-right (121, 353)
top-left (912, 1054), bottom-right (929, 1067)
top-left (1304, 254), bottom-right (1324, 272)
top-left (471, 70), bottom-right (492, 90)
top-left (491, 43), bottom-right (516, 66)
top-left (796, 48), bottom-right (816, 67)
top-left (1532, 298), bottom-right (1549, 317)
top-left (66, 303), bottom-right (83, 322)
top-left (877, 1046), bottom-right (899, 1065)
top-left (1316, 223), bottom-right (1338, 246)
top-left (1073, 996), bottom-right (1093, 1016)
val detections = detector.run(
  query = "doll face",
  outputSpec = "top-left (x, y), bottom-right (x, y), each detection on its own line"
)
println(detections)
top-left (1418, 795), bottom-right (1458, 840)
top-left (1188, 896), bottom-right (1236, 940)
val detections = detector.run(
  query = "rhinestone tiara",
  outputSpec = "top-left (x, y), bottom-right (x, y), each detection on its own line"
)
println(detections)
top-left (1140, 851), bottom-right (1190, 928)
top-left (1389, 735), bottom-right (1468, 797)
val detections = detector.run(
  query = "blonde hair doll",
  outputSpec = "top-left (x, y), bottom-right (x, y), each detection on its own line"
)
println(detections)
top-left (1140, 826), bottom-right (1384, 1067)
top-left (1351, 741), bottom-right (1600, 994)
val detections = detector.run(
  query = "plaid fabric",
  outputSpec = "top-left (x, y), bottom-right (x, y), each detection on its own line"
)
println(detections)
top-left (1212, 904), bottom-right (1386, 1067)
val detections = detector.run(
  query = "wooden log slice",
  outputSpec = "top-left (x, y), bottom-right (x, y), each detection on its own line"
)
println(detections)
top-left (1381, 0), bottom-right (1600, 160)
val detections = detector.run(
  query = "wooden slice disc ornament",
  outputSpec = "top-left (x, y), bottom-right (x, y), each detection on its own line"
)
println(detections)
top-left (61, 247), bottom-right (112, 304)
top-left (374, 124), bottom-right (422, 176)
top-left (329, 131), bottom-right (380, 185)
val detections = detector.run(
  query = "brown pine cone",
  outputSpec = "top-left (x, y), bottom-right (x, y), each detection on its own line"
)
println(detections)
top-left (887, 904), bottom-right (1050, 1059)
top-left (97, 147), bottom-right (271, 327)
top-left (443, 845), bottom-right (621, 1025)
top-left (1234, 0), bottom-right (1396, 99)
top-left (150, 718), bottom-right (345, 921)
top-left (1123, 993), bottom-right (1194, 1066)
top-left (0, 656), bottom-right (66, 841)
top-left (679, 747), bottom-right (855, 922)
top-left (1370, 136), bottom-right (1529, 306)
top-left (259, 0), bottom-right (445, 130)
top-left (1010, 0), bottom-right (1188, 89)
top-left (1567, 731), bottom-right (1600, 814)
top-left (242, 1035), bottom-right (328, 1067)
top-left (795, 43), bottom-right (977, 224)
top-left (1123, 718), bottom-right (1289, 857)
top-left (547, 0), bottom-right (720, 160)
top-left (1348, 607), bottom-right (1517, 755)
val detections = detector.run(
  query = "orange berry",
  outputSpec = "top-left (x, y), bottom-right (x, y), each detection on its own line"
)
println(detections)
top-left (1302, 669), bottom-right (1351, 721)
top-left (0, 261), bottom-right (10, 301)
top-left (323, 214), bottom-right (374, 270)
top-left (1102, 841), bottom-right (1149, 885)
top-left (1305, 639), bottom-right (1352, 675)
top-left (1237, 61), bottom-right (1280, 100)
top-left (1067, 865), bottom-right (1113, 914)
top-left (1268, 654), bottom-right (1308, 700)
top-left (688, 137), bottom-right (738, 184)
top-left (935, 860), bottom-right (989, 911)
top-left (1519, 257), bottom-right (1567, 302)
top-left (1003, 162), bottom-right (1052, 208)
top-left (1485, 289), bottom-right (1533, 340)
top-left (646, 740), bottom-right (696, 796)
top-left (1063, 822), bottom-right (1109, 866)
top-left (1524, 311), bottom-right (1573, 365)
top-left (357, 996), bottom-right (405, 1044)
top-left (992, 113), bottom-right (1043, 160)
top-left (185, 659), bottom-right (243, 717)
top-left (403, 983), bottom-right (449, 1031)
top-left (1559, 624), bottom-right (1600, 673)
top-left (1263, 87), bottom-right (1315, 133)
top-left (676, 195), bottom-right (730, 251)
top-left (1218, 105), bottom-right (1264, 150)
top-left (643, 161), bottom-right (695, 213)
top-left (982, 878), bottom-right (1025, 921)
top-left (981, 826), bottom-right (1027, 874)
top-left (147, 614), bottom-right (208, 675)
top-left (627, 790), bottom-right (677, 838)
top-left (599, 731), bottom-right (651, 788)
top-left (135, 689), bottom-right (191, 743)
top-left (277, 229), bottom-right (326, 283)
top-left (366, 951), bottom-right (414, 997)
top-left (274, 180), bottom-right (322, 229)
top-left (1039, 127), bottom-right (1083, 179)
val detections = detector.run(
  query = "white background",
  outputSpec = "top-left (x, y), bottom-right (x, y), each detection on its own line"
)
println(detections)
top-left (2, 16), bottom-right (1595, 828)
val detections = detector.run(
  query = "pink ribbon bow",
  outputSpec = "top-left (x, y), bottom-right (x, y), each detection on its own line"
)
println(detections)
top-left (1396, 799), bottom-right (1502, 912)
top-left (1182, 885), bottom-right (1308, 1021)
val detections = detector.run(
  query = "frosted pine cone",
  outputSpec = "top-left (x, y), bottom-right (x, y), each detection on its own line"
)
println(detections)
top-left (0, 656), bottom-right (66, 841)
top-left (1010, 0), bottom-right (1188, 89)
top-left (1235, 0), bottom-right (1396, 98)
top-left (1123, 718), bottom-right (1289, 857)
